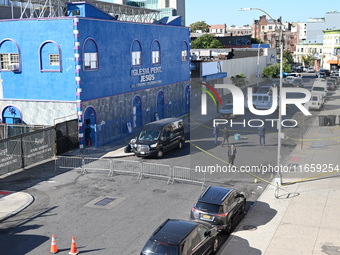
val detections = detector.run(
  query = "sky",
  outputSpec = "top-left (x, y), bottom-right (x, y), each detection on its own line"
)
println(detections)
top-left (185, 0), bottom-right (339, 27)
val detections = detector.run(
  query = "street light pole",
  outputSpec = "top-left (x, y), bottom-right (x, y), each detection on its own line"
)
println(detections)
top-left (240, 8), bottom-right (284, 185)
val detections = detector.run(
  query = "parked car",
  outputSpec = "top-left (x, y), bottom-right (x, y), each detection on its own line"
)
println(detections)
top-left (327, 81), bottom-right (336, 91)
top-left (292, 78), bottom-right (303, 87)
top-left (132, 118), bottom-right (185, 158)
top-left (190, 186), bottom-right (246, 233)
top-left (219, 103), bottom-right (235, 118)
top-left (256, 85), bottom-right (272, 94)
top-left (304, 93), bottom-right (324, 110)
top-left (316, 69), bottom-right (330, 77)
top-left (140, 219), bottom-right (219, 255)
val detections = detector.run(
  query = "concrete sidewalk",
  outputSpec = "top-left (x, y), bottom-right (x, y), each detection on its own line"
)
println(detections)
top-left (219, 89), bottom-right (340, 255)
top-left (0, 191), bottom-right (34, 222)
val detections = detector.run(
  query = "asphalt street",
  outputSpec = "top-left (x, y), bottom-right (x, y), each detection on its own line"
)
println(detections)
top-left (0, 73), bottom-right (322, 254)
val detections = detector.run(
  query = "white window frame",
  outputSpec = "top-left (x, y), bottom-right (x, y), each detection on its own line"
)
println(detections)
top-left (84, 52), bottom-right (98, 69)
top-left (181, 50), bottom-right (188, 62)
top-left (152, 50), bottom-right (160, 64)
top-left (132, 51), bottom-right (141, 66)
top-left (49, 54), bottom-right (60, 66)
top-left (0, 53), bottom-right (19, 70)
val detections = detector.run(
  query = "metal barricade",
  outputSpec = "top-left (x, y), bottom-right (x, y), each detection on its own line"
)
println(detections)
top-left (172, 166), bottom-right (206, 188)
top-left (109, 159), bottom-right (141, 178)
top-left (140, 162), bottom-right (172, 184)
top-left (82, 157), bottom-right (111, 175)
top-left (55, 156), bottom-right (83, 171)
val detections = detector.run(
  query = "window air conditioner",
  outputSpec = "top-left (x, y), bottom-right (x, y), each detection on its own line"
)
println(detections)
top-left (8, 63), bottom-right (19, 71)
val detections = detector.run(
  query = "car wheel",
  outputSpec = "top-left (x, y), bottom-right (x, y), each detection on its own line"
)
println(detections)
top-left (156, 149), bottom-right (163, 158)
top-left (178, 140), bottom-right (183, 149)
top-left (212, 236), bottom-right (219, 253)
top-left (241, 200), bottom-right (246, 214)
top-left (223, 222), bottom-right (232, 234)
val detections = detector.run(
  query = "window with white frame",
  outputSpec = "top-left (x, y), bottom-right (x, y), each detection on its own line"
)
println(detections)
top-left (152, 51), bottom-right (160, 64)
top-left (0, 53), bottom-right (19, 70)
top-left (49, 54), bottom-right (59, 66)
top-left (132, 51), bottom-right (141, 66)
top-left (152, 40), bottom-right (161, 64)
top-left (84, 52), bottom-right (98, 69)
top-left (181, 41), bottom-right (188, 62)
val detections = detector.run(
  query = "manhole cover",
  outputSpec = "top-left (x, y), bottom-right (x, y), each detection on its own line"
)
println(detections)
top-left (84, 196), bottom-right (126, 209)
top-left (94, 197), bottom-right (116, 206)
top-left (243, 225), bottom-right (257, 231)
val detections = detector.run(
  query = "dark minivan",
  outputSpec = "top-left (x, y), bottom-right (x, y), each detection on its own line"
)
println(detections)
top-left (132, 118), bottom-right (185, 158)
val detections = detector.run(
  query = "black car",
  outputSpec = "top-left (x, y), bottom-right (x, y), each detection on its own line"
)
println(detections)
top-left (132, 118), bottom-right (185, 158)
top-left (190, 186), bottom-right (246, 233)
top-left (140, 219), bottom-right (219, 255)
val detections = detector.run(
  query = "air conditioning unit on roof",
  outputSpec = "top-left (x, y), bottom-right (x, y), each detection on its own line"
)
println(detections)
top-left (8, 63), bottom-right (19, 72)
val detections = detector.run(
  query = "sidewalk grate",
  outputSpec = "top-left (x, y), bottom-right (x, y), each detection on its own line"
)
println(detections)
top-left (84, 196), bottom-right (126, 209)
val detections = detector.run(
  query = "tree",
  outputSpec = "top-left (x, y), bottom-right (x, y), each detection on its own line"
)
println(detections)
top-left (301, 55), bottom-right (315, 67)
top-left (231, 73), bottom-right (247, 87)
top-left (283, 50), bottom-right (294, 64)
top-left (251, 38), bottom-right (262, 44)
top-left (191, 34), bottom-right (223, 49)
top-left (262, 62), bottom-right (291, 78)
top-left (190, 21), bottom-right (210, 33)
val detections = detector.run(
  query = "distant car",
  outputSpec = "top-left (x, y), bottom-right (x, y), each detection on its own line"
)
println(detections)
top-left (292, 78), bottom-right (303, 87)
top-left (140, 219), bottom-right (219, 255)
top-left (317, 72), bottom-right (326, 78)
top-left (327, 81), bottom-right (336, 91)
top-left (256, 85), bottom-right (272, 94)
top-left (307, 67), bottom-right (315, 73)
top-left (304, 93), bottom-right (324, 110)
top-left (316, 69), bottom-right (330, 77)
top-left (190, 186), bottom-right (246, 233)
top-left (219, 103), bottom-right (235, 118)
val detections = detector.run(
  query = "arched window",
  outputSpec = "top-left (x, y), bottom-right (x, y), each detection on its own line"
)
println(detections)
top-left (83, 38), bottom-right (98, 71)
top-left (0, 39), bottom-right (21, 72)
top-left (151, 40), bottom-right (161, 65)
top-left (131, 40), bottom-right (142, 66)
top-left (181, 41), bottom-right (189, 62)
top-left (132, 95), bottom-right (143, 127)
top-left (2, 105), bottom-right (22, 124)
top-left (39, 41), bottom-right (62, 72)
top-left (156, 90), bottom-right (165, 119)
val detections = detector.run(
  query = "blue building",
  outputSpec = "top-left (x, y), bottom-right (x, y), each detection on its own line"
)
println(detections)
top-left (0, 1), bottom-right (190, 148)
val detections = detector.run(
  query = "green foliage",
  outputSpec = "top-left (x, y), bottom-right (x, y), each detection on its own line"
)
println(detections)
top-left (283, 50), bottom-right (294, 64)
top-left (231, 73), bottom-right (247, 87)
top-left (191, 34), bottom-right (223, 49)
top-left (251, 38), bottom-right (262, 44)
top-left (190, 21), bottom-right (210, 33)
top-left (262, 63), bottom-right (291, 78)
top-left (301, 55), bottom-right (315, 66)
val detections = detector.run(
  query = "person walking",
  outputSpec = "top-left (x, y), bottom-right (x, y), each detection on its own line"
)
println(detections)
top-left (228, 144), bottom-right (237, 165)
top-left (221, 126), bottom-right (229, 147)
top-left (258, 126), bottom-right (266, 146)
top-left (213, 124), bottom-right (220, 146)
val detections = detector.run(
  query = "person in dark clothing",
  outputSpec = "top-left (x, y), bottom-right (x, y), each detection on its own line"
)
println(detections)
top-left (227, 48), bottom-right (234, 59)
top-left (228, 144), bottom-right (237, 165)
top-left (221, 126), bottom-right (230, 147)
top-left (258, 126), bottom-right (266, 146)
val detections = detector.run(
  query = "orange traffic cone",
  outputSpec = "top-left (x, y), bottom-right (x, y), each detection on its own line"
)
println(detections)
top-left (50, 234), bottom-right (59, 254)
top-left (68, 236), bottom-right (79, 255)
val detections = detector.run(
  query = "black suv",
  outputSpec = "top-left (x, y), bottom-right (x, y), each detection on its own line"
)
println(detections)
top-left (140, 219), bottom-right (219, 255)
top-left (190, 186), bottom-right (246, 233)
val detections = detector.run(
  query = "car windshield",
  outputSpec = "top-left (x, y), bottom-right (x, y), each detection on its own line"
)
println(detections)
top-left (141, 240), bottom-right (179, 255)
top-left (195, 201), bottom-right (223, 214)
top-left (138, 130), bottom-right (160, 141)
top-left (312, 87), bottom-right (324, 92)
top-left (222, 104), bottom-right (233, 110)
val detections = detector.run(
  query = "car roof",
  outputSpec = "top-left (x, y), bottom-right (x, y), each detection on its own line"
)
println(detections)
top-left (151, 219), bottom-right (197, 245)
top-left (198, 186), bottom-right (233, 205)
top-left (143, 118), bottom-right (182, 131)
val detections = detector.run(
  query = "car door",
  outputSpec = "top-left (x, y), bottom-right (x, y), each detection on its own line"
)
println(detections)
top-left (191, 226), bottom-right (214, 255)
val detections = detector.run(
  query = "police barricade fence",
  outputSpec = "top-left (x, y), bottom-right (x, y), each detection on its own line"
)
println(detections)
top-left (55, 156), bottom-right (84, 172)
top-left (109, 158), bottom-right (141, 178)
top-left (172, 166), bottom-right (206, 188)
top-left (55, 156), bottom-right (204, 187)
top-left (139, 162), bottom-right (172, 184)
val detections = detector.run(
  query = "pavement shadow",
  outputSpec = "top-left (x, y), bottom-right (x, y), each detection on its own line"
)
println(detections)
top-left (217, 235), bottom-right (262, 255)
top-left (0, 234), bottom-right (49, 255)
top-left (238, 201), bottom-right (277, 231)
